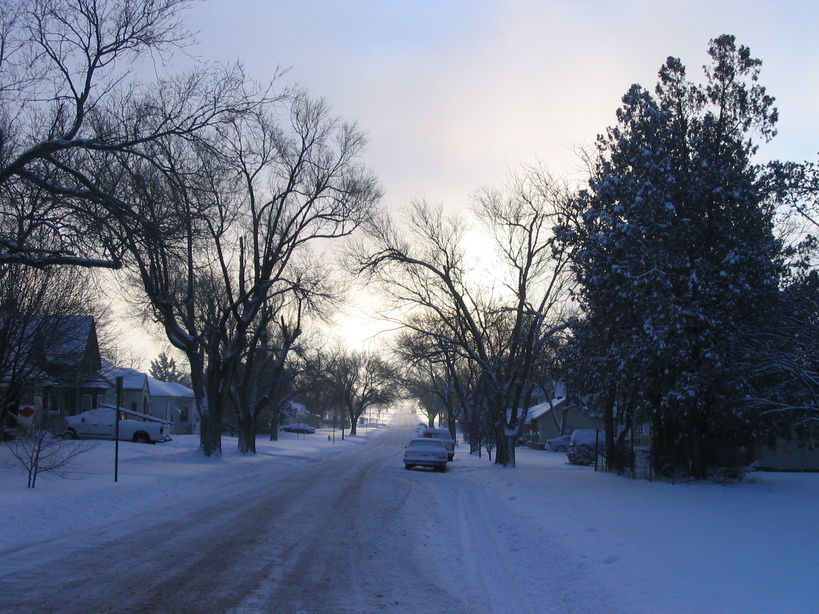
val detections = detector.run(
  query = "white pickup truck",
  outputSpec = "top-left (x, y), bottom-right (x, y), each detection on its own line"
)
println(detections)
top-left (62, 407), bottom-right (170, 444)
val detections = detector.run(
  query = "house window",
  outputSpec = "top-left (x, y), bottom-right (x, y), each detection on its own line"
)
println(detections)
top-left (180, 407), bottom-right (189, 422)
top-left (130, 401), bottom-right (137, 413)
top-left (81, 394), bottom-right (93, 411)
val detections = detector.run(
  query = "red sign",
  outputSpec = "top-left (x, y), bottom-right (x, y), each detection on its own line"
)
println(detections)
top-left (18, 406), bottom-right (35, 418)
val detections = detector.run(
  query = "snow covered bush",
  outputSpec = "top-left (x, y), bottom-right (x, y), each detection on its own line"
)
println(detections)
top-left (567, 445), bottom-right (598, 466)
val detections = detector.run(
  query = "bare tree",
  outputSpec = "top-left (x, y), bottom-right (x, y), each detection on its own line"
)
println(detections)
top-left (3, 412), bottom-right (97, 488)
top-left (0, 0), bottom-right (265, 268)
top-left (393, 321), bottom-right (462, 434)
top-left (351, 166), bottom-right (574, 466)
top-left (114, 89), bottom-right (380, 457)
top-left (232, 262), bottom-right (336, 454)
top-left (325, 348), bottom-right (400, 436)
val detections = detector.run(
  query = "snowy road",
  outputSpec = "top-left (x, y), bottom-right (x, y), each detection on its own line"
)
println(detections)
top-left (2, 412), bottom-right (623, 614)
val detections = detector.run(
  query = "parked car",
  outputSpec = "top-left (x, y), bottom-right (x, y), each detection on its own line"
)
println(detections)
top-left (62, 408), bottom-right (169, 444)
top-left (404, 438), bottom-right (448, 471)
top-left (546, 434), bottom-right (571, 452)
top-left (420, 428), bottom-right (455, 460)
top-left (280, 423), bottom-right (316, 434)
top-left (569, 429), bottom-right (606, 449)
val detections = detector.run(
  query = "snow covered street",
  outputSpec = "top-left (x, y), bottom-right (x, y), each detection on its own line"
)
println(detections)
top-left (2, 408), bottom-right (818, 613)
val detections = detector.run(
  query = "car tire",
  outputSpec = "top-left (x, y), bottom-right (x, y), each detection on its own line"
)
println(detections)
top-left (133, 433), bottom-right (150, 444)
top-left (556, 445), bottom-right (566, 452)
top-left (437, 465), bottom-right (446, 473)
top-left (404, 464), bottom-right (412, 470)
top-left (61, 431), bottom-right (77, 440)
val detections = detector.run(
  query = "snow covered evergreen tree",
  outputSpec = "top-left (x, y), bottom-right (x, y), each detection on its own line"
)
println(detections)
top-left (559, 36), bottom-right (785, 478)
top-left (149, 352), bottom-right (189, 386)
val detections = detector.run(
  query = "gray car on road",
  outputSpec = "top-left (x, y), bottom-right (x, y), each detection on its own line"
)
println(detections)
top-left (404, 438), bottom-right (448, 471)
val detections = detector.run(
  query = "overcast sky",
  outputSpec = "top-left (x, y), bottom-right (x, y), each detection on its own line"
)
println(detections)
top-left (184, 0), bottom-right (819, 211)
top-left (126, 1), bottom-right (819, 360)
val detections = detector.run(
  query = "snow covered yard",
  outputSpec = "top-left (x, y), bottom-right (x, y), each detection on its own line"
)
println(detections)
top-left (2, 417), bottom-right (817, 613)
top-left (0, 428), bottom-right (375, 553)
top-left (463, 448), bottom-right (819, 613)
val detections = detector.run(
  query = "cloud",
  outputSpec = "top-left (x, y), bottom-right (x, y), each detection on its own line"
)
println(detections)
top-left (188, 0), bottom-right (819, 208)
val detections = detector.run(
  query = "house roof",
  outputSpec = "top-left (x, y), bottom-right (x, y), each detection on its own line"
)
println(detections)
top-left (148, 377), bottom-right (194, 399)
top-left (76, 375), bottom-right (113, 390)
top-left (101, 364), bottom-right (147, 391)
top-left (526, 397), bottom-right (569, 424)
top-left (41, 315), bottom-right (97, 367)
top-left (100, 360), bottom-right (194, 399)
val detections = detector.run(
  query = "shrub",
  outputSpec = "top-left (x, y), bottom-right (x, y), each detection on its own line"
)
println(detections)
top-left (567, 445), bottom-right (598, 466)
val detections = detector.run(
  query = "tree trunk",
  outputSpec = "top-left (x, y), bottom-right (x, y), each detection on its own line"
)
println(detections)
top-left (269, 411), bottom-right (279, 441)
top-left (494, 423), bottom-right (514, 466)
top-left (348, 410), bottom-right (358, 435)
top-left (198, 368), bottom-right (226, 457)
top-left (604, 394), bottom-right (618, 473)
top-left (184, 354), bottom-right (223, 458)
top-left (446, 412), bottom-right (456, 441)
top-left (690, 405), bottom-right (710, 480)
top-left (237, 412), bottom-right (256, 454)
top-left (199, 411), bottom-right (222, 457)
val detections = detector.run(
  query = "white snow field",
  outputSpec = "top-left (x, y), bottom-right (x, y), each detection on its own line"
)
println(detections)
top-left (1, 408), bottom-right (817, 613)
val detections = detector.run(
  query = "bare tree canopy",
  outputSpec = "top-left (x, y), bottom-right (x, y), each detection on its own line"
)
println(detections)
top-left (114, 86), bottom-right (381, 457)
top-left (325, 347), bottom-right (400, 436)
top-left (351, 165), bottom-right (575, 466)
top-left (0, 0), bottom-right (265, 268)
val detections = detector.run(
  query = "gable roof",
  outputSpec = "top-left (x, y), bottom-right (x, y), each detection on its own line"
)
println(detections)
top-left (526, 397), bottom-right (569, 424)
top-left (41, 315), bottom-right (98, 367)
top-left (148, 377), bottom-right (194, 399)
top-left (101, 364), bottom-right (148, 391)
top-left (100, 360), bottom-right (194, 399)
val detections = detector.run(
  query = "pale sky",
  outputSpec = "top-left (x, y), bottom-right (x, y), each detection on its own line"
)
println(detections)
top-left (124, 0), bottom-right (819, 362)
top-left (185, 0), bottom-right (819, 210)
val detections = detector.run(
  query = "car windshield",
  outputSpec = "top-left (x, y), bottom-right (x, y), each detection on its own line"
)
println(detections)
top-left (408, 441), bottom-right (444, 450)
top-left (422, 431), bottom-right (451, 439)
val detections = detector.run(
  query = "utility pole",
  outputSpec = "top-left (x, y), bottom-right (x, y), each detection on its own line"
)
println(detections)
top-left (114, 376), bottom-right (122, 482)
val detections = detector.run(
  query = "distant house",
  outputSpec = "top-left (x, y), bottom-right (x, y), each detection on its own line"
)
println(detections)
top-left (148, 377), bottom-right (196, 435)
top-left (102, 362), bottom-right (196, 435)
top-left (526, 393), bottom-right (605, 444)
top-left (755, 433), bottom-right (819, 472)
top-left (102, 363), bottom-right (151, 416)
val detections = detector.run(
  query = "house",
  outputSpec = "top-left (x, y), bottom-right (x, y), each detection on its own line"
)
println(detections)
top-left (103, 362), bottom-right (196, 435)
top-left (754, 433), bottom-right (819, 472)
top-left (525, 395), bottom-right (605, 445)
top-left (30, 315), bottom-right (110, 417)
top-left (105, 365), bottom-right (198, 435)
top-left (102, 364), bottom-right (151, 416)
top-left (148, 377), bottom-right (196, 435)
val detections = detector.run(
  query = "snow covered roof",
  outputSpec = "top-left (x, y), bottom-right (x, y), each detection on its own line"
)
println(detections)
top-left (526, 397), bottom-right (568, 424)
top-left (41, 315), bottom-right (97, 366)
top-left (76, 375), bottom-right (113, 390)
top-left (148, 377), bottom-right (194, 399)
top-left (101, 364), bottom-right (147, 390)
top-left (99, 361), bottom-right (193, 399)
